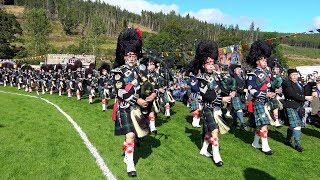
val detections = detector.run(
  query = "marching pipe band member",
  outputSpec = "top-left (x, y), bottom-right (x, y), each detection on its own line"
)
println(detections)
top-left (267, 57), bottom-right (284, 127)
top-left (246, 40), bottom-right (274, 155)
top-left (54, 64), bottom-right (64, 96)
top-left (141, 51), bottom-right (161, 134)
top-left (73, 60), bottom-right (84, 100)
top-left (229, 64), bottom-right (247, 128)
top-left (47, 64), bottom-right (56, 95)
top-left (185, 61), bottom-right (202, 128)
top-left (40, 65), bottom-right (48, 94)
top-left (111, 28), bottom-right (152, 177)
top-left (85, 67), bottom-right (98, 104)
top-left (220, 67), bottom-right (237, 118)
top-left (16, 63), bottom-right (23, 90)
top-left (65, 64), bottom-right (74, 97)
top-left (158, 57), bottom-right (175, 118)
top-left (98, 62), bottom-right (111, 111)
top-left (191, 40), bottom-right (232, 166)
top-left (283, 69), bottom-right (313, 152)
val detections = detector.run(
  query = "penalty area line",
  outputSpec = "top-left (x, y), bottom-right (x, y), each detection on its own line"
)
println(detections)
top-left (0, 90), bottom-right (116, 180)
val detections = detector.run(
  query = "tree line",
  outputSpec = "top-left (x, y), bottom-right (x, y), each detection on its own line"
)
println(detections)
top-left (1, 0), bottom-right (319, 66)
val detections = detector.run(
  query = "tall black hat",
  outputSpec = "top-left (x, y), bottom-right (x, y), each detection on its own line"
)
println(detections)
top-left (73, 60), bottom-right (83, 69)
top-left (113, 28), bottom-right (143, 68)
top-left (267, 56), bottom-right (281, 69)
top-left (190, 40), bottom-right (218, 73)
top-left (55, 63), bottom-right (63, 71)
top-left (98, 62), bottom-right (110, 75)
top-left (246, 40), bottom-right (271, 67)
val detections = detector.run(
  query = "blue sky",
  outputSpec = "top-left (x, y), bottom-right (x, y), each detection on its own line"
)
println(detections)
top-left (101, 0), bottom-right (320, 33)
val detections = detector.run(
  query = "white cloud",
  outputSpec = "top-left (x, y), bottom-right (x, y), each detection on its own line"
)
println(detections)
top-left (184, 8), bottom-right (267, 30)
top-left (100, 0), bottom-right (179, 14)
top-left (312, 16), bottom-right (320, 28)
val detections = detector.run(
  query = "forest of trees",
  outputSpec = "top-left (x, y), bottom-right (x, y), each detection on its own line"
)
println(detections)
top-left (1, 0), bottom-right (319, 66)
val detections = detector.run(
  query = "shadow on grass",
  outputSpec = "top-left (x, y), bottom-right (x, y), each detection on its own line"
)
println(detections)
top-left (135, 135), bottom-right (161, 164)
top-left (185, 127), bottom-right (202, 150)
top-left (155, 114), bottom-right (170, 128)
top-left (243, 168), bottom-right (276, 180)
top-left (302, 126), bottom-right (320, 139)
top-left (229, 127), bottom-right (253, 145)
top-left (0, 124), bottom-right (5, 128)
top-left (267, 128), bottom-right (286, 144)
top-left (185, 115), bottom-right (193, 126)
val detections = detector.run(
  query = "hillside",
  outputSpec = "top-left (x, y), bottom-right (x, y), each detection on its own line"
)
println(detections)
top-left (1, 5), bottom-right (156, 62)
top-left (2, 5), bottom-right (320, 68)
top-left (281, 44), bottom-right (320, 68)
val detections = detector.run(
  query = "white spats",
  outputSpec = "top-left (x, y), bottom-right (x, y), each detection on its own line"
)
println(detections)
top-left (77, 91), bottom-right (81, 100)
top-left (89, 95), bottom-right (93, 104)
top-left (123, 142), bottom-right (136, 173)
top-left (165, 104), bottom-right (170, 117)
top-left (210, 138), bottom-right (222, 164)
top-left (200, 140), bottom-right (212, 157)
top-left (192, 111), bottom-right (201, 128)
top-left (102, 99), bottom-right (107, 111)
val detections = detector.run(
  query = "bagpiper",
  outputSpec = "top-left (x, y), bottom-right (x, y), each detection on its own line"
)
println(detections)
top-left (190, 40), bottom-right (232, 166)
top-left (267, 56), bottom-right (283, 127)
top-left (111, 28), bottom-right (154, 177)
top-left (229, 63), bottom-right (247, 128)
top-left (246, 40), bottom-right (274, 155)
top-left (98, 62), bottom-right (111, 111)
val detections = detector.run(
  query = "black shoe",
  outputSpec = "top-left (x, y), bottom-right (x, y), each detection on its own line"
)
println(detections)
top-left (284, 141), bottom-right (293, 147)
top-left (214, 161), bottom-right (223, 167)
top-left (263, 150), bottom-right (274, 155)
top-left (151, 130), bottom-right (158, 135)
top-left (128, 171), bottom-right (137, 177)
top-left (295, 145), bottom-right (304, 152)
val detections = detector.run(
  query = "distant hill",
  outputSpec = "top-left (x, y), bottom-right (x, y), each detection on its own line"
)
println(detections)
top-left (1, 2), bottom-right (319, 67)
top-left (281, 44), bottom-right (320, 68)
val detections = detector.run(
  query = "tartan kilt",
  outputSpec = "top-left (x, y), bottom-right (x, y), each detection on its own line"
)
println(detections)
top-left (253, 102), bottom-right (270, 127)
top-left (232, 96), bottom-right (246, 111)
top-left (114, 107), bottom-right (136, 136)
top-left (98, 86), bottom-right (105, 99)
top-left (190, 92), bottom-right (200, 111)
top-left (159, 93), bottom-right (169, 106)
top-left (190, 100), bottom-right (200, 111)
top-left (268, 98), bottom-right (279, 110)
top-left (201, 107), bottom-right (218, 133)
top-left (285, 108), bottom-right (304, 128)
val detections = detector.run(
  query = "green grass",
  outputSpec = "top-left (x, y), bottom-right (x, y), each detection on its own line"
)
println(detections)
top-left (0, 89), bottom-right (104, 179)
top-left (1, 86), bottom-right (320, 179)
top-left (282, 44), bottom-right (320, 59)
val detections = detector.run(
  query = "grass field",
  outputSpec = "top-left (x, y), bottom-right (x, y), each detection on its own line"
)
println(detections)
top-left (1, 86), bottom-right (320, 179)
top-left (281, 44), bottom-right (320, 67)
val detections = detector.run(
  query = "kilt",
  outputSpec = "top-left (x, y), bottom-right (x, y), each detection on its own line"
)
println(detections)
top-left (190, 92), bottom-right (200, 111)
top-left (114, 107), bottom-right (137, 136)
top-left (253, 102), bottom-right (270, 127)
top-left (232, 96), bottom-right (246, 111)
top-left (159, 92), bottom-right (169, 106)
top-left (268, 98), bottom-right (279, 110)
top-left (190, 100), bottom-right (200, 111)
top-left (201, 107), bottom-right (218, 133)
top-left (285, 108), bottom-right (304, 128)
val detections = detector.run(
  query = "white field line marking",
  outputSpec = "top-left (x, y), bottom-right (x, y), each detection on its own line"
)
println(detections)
top-left (0, 90), bottom-right (116, 180)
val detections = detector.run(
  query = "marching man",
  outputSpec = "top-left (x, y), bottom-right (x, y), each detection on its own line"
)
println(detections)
top-left (246, 40), bottom-right (275, 155)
